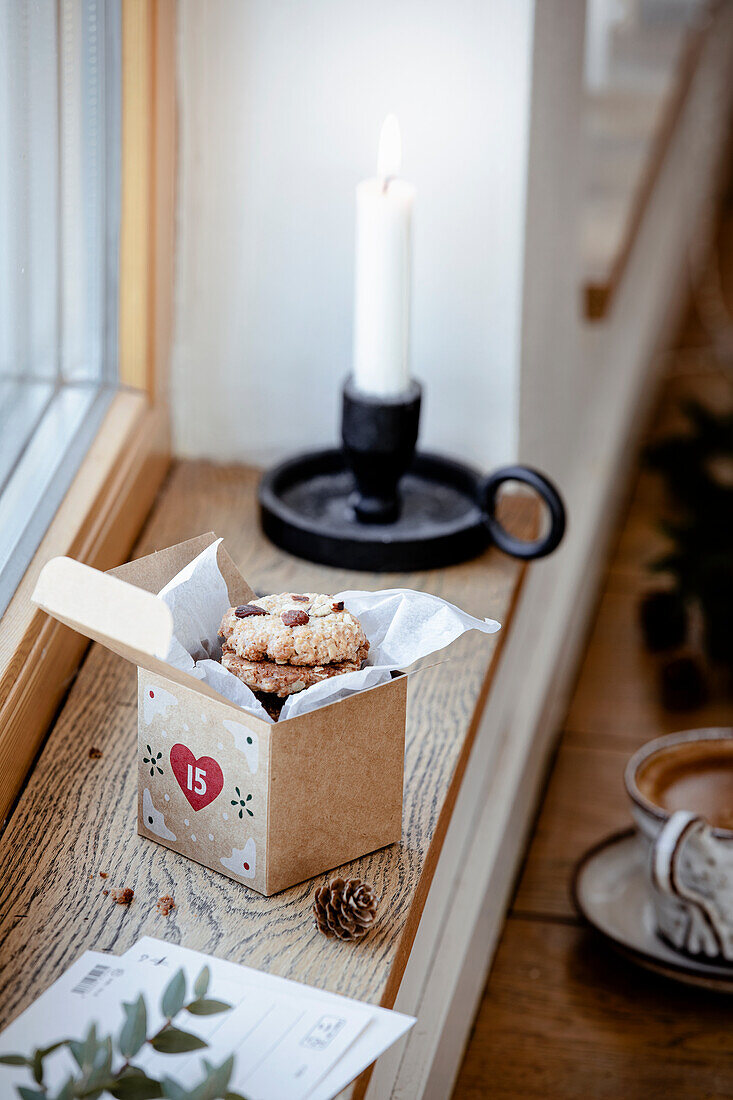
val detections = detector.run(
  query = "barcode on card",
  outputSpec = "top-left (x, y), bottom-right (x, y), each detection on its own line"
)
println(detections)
top-left (71, 964), bottom-right (110, 995)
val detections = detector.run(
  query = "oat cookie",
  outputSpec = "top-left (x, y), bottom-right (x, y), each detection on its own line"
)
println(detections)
top-left (221, 645), bottom-right (367, 697)
top-left (219, 593), bottom-right (369, 666)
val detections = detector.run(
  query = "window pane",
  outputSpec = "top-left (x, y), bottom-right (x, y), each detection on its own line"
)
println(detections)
top-left (0, 0), bottom-right (121, 616)
top-left (0, 1), bottom-right (58, 380)
top-left (59, 0), bottom-right (121, 382)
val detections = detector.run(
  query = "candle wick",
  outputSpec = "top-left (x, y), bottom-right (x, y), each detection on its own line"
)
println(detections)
top-left (381, 175), bottom-right (394, 194)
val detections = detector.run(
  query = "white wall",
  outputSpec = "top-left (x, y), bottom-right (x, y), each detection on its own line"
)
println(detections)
top-left (173, 0), bottom-right (535, 469)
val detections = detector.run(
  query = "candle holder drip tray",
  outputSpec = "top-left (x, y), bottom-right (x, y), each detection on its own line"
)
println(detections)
top-left (259, 448), bottom-right (565, 572)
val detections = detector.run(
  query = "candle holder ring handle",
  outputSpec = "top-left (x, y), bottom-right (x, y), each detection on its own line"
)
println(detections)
top-left (479, 465), bottom-right (566, 560)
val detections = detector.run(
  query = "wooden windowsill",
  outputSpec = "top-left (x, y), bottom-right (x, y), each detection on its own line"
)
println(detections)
top-left (0, 461), bottom-right (533, 1098)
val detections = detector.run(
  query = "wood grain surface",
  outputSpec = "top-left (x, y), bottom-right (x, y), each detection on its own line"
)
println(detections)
top-left (0, 461), bottom-right (531, 1036)
top-left (512, 736), bottom-right (631, 920)
top-left (454, 360), bottom-right (733, 1098)
top-left (454, 918), bottom-right (733, 1100)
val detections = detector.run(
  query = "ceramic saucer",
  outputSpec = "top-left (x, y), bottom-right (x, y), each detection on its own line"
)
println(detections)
top-left (573, 828), bottom-right (733, 992)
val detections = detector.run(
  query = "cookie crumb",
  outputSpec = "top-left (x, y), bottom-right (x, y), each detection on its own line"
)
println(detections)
top-left (111, 887), bottom-right (134, 907)
top-left (99, 872), bottom-right (108, 879)
top-left (88, 747), bottom-right (103, 759)
top-left (157, 894), bottom-right (176, 916)
top-left (102, 890), bottom-right (109, 896)
top-left (331, 600), bottom-right (345, 612)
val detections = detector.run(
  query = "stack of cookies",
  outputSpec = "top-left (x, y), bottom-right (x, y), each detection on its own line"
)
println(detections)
top-left (219, 593), bottom-right (369, 719)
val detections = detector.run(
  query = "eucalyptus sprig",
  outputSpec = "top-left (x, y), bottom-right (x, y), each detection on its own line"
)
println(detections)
top-left (0, 966), bottom-right (247, 1100)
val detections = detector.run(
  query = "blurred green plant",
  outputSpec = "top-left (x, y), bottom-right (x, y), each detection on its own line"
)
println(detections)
top-left (0, 966), bottom-right (247, 1100)
top-left (640, 399), bottom-right (733, 707)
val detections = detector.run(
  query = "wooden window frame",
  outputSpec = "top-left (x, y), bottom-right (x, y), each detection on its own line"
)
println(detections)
top-left (0, 0), bottom-right (176, 821)
top-left (583, 17), bottom-right (711, 320)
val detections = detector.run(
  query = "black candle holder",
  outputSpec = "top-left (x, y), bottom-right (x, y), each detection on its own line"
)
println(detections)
top-left (341, 378), bottom-right (422, 524)
top-left (259, 376), bottom-right (566, 572)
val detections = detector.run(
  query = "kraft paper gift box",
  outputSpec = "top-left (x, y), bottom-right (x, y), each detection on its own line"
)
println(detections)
top-left (32, 533), bottom-right (407, 896)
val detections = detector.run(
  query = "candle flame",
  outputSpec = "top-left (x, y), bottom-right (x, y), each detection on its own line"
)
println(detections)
top-left (377, 114), bottom-right (402, 184)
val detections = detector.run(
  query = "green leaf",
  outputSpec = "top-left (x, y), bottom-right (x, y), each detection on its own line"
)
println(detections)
top-left (85, 1035), bottom-right (114, 1089)
top-left (53, 1079), bottom-right (75, 1100)
top-left (160, 1079), bottom-right (189, 1100)
top-left (224, 1093), bottom-right (248, 1100)
top-left (0, 1053), bottom-right (26, 1065)
top-left (18, 1088), bottom-right (46, 1100)
top-left (185, 1084), bottom-right (209, 1100)
top-left (92, 1034), bottom-right (113, 1072)
top-left (161, 968), bottom-right (187, 1019)
top-left (109, 1072), bottom-right (164, 1099)
top-left (150, 1027), bottom-right (207, 1055)
top-left (118, 994), bottom-right (148, 1059)
top-left (39, 1040), bottom-right (70, 1059)
top-left (69, 1039), bottom-right (85, 1068)
top-left (82, 1021), bottom-right (98, 1070)
top-left (31, 1050), bottom-right (43, 1084)
top-left (175, 1054), bottom-right (236, 1100)
top-left (205, 1054), bottom-right (234, 1096)
top-left (193, 966), bottom-right (210, 999)
top-left (186, 999), bottom-right (231, 1016)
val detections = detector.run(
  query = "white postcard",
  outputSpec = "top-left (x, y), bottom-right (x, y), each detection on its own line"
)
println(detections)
top-left (0, 936), bottom-right (414, 1099)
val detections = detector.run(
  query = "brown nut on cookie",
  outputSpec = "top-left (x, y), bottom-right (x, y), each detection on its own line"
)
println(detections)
top-left (282, 609), bottom-right (309, 626)
top-left (219, 593), bottom-right (369, 666)
top-left (222, 644), bottom-right (369, 697)
top-left (235, 603), bottom-right (268, 618)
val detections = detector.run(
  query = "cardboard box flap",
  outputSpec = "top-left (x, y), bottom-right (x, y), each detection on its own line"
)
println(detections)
top-left (109, 531), bottom-right (256, 607)
top-left (32, 555), bottom-right (268, 718)
top-left (33, 557), bottom-right (174, 662)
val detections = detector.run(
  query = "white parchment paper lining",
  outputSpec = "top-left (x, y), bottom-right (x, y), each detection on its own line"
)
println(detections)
top-left (157, 539), bottom-right (501, 724)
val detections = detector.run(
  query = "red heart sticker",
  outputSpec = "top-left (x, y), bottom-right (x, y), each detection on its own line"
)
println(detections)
top-left (170, 744), bottom-right (224, 811)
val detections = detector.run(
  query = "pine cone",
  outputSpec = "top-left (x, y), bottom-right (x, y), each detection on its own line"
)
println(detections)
top-left (313, 877), bottom-right (379, 941)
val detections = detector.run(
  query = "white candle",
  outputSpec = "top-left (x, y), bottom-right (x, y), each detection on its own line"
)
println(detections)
top-left (352, 115), bottom-right (415, 397)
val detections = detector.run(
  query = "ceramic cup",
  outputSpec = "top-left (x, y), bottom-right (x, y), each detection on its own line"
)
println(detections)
top-left (625, 728), bottom-right (733, 961)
